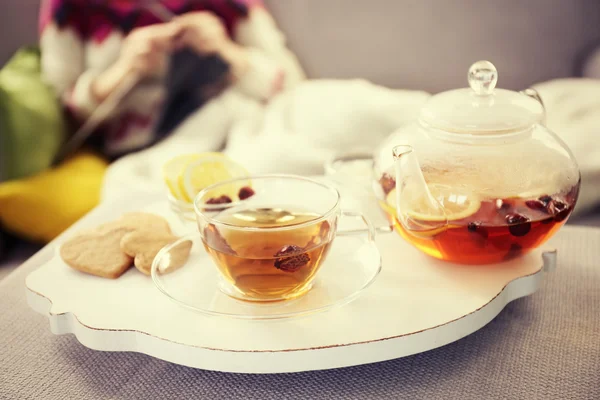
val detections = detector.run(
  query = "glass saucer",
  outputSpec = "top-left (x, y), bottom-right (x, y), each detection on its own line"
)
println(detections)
top-left (151, 234), bottom-right (382, 320)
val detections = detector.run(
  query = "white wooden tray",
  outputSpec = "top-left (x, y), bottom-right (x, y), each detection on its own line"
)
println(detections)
top-left (25, 187), bottom-right (556, 374)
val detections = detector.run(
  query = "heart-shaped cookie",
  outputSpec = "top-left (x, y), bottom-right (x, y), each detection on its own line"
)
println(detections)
top-left (120, 231), bottom-right (191, 275)
top-left (99, 212), bottom-right (172, 235)
top-left (60, 227), bottom-right (133, 279)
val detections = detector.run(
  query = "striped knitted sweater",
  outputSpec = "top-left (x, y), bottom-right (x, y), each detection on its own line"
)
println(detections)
top-left (39, 0), bottom-right (305, 156)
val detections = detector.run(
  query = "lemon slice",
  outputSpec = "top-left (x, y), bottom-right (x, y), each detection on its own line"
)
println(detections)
top-left (162, 153), bottom-right (204, 200)
top-left (386, 185), bottom-right (481, 223)
top-left (180, 154), bottom-right (250, 203)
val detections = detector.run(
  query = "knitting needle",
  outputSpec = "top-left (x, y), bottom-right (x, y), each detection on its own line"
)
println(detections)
top-left (52, 2), bottom-right (177, 166)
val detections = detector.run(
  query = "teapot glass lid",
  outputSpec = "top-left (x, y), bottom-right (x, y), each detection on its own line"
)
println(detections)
top-left (419, 61), bottom-right (545, 134)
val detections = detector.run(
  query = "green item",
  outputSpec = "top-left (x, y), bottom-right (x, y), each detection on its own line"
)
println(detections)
top-left (0, 46), bottom-right (66, 181)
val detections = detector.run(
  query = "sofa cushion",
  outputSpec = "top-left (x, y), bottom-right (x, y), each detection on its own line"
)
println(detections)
top-left (0, 46), bottom-right (66, 181)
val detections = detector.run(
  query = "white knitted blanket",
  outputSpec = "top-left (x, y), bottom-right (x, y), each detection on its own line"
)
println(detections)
top-left (101, 78), bottom-right (600, 216)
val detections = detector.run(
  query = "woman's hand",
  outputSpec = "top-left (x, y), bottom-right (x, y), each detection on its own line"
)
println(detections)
top-left (92, 22), bottom-right (183, 102)
top-left (175, 12), bottom-right (250, 79)
top-left (118, 22), bottom-right (183, 78)
top-left (174, 11), bottom-right (229, 54)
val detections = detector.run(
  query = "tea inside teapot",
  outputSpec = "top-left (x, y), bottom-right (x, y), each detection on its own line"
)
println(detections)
top-left (373, 61), bottom-right (581, 264)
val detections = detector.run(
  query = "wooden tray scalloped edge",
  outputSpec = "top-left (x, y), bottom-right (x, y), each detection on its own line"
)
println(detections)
top-left (25, 245), bottom-right (556, 374)
top-left (22, 190), bottom-right (558, 374)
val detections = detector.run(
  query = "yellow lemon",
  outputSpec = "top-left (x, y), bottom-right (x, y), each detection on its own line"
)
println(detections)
top-left (162, 153), bottom-right (204, 200)
top-left (386, 185), bottom-right (481, 223)
top-left (179, 154), bottom-right (250, 203)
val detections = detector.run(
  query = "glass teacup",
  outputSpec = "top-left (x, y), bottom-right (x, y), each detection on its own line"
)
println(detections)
top-left (194, 175), bottom-right (374, 302)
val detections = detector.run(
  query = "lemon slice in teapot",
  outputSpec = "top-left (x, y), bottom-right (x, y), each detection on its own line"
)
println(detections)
top-left (386, 185), bottom-right (481, 223)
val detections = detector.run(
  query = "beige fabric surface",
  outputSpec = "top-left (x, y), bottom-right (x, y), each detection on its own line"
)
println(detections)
top-left (1, 226), bottom-right (599, 399)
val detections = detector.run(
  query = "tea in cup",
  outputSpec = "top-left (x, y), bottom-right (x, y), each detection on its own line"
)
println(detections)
top-left (194, 175), bottom-right (372, 302)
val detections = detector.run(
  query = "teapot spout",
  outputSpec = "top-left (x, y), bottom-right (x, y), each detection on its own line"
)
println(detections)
top-left (392, 145), bottom-right (447, 233)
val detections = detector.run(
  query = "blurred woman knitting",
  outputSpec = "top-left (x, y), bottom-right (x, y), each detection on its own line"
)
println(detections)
top-left (40, 0), bottom-right (305, 158)
top-left (40, 0), bottom-right (429, 200)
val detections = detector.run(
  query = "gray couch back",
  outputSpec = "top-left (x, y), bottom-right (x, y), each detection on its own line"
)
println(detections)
top-left (2, 0), bottom-right (600, 92)
top-left (265, 0), bottom-right (600, 91)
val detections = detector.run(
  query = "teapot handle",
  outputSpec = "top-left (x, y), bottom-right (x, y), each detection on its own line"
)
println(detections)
top-left (520, 88), bottom-right (546, 126)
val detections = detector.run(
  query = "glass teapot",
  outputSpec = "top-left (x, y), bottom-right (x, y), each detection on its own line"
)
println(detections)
top-left (373, 61), bottom-right (580, 264)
